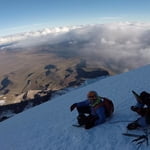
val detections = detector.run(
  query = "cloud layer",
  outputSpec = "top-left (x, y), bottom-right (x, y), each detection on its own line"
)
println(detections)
top-left (1, 22), bottom-right (150, 73)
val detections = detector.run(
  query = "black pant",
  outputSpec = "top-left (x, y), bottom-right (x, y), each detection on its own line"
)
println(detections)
top-left (76, 106), bottom-right (97, 129)
top-left (77, 106), bottom-right (91, 115)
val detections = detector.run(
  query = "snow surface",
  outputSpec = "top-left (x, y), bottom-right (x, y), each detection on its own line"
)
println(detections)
top-left (0, 65), bottom-right (150, 150)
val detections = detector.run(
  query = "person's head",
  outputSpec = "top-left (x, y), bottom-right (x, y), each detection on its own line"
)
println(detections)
top-left (87, 91), bottom-right (98, 101)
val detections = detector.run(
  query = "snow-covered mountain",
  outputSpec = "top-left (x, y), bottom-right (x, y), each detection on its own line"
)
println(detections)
top-left (0, 65), bottom-right (150, 150)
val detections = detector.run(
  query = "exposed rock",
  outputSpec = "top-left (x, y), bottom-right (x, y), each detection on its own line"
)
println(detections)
top-left (0, 90), bottom-right (53, 122)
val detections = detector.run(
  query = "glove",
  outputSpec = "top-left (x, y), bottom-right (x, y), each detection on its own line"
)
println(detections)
top-left (131, 106), bottom-right (138, 111)
top-left (127, 122), bottom-right (141, 130)
top-left (70, 103), bottom-right (77, 111)
top-left (131, 106), bottom-right (146, 116)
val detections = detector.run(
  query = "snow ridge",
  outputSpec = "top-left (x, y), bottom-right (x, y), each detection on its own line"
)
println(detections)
top-left (0, 65), bottom-right (150, 150)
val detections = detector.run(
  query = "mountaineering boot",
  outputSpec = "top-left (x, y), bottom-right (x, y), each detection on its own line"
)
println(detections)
top-left (127, 122), bottom-right (141, 130)
top-left (77, 114), bottom-right (87, 126)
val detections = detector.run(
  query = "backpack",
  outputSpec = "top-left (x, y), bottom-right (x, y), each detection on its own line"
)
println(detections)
top-left (102, 97), bottom-right (114, 117)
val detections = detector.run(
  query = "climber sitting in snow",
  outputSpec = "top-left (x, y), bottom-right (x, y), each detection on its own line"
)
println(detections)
top-left (70, 91), bottom-right (114, 129)
top-left (127, 91), bottom-right (150, 130)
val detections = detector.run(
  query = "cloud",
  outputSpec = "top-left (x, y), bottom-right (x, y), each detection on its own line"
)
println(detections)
top-left (1, 22), bottom-right (150, 73)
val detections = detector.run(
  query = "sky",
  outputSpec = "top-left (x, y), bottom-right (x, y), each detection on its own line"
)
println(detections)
top-left (0, 64), bottom-right (150, 150)
top-left (0, 0), bottom-right (150, 36)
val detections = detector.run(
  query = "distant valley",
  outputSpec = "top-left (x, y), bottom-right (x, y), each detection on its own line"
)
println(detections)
top-left (0, 41), bottom-right (110, 106)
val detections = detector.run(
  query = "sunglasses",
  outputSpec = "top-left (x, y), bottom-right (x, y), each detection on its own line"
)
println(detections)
top-left (88, 96), bottom-right (96, 98)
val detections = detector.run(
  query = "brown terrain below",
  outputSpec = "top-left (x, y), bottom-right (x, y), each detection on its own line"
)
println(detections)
top-left (0, 45), bottom-right (110, 105)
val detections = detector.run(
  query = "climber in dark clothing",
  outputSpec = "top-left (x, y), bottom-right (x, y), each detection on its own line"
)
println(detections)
top-left (127, 91), bottom-right (150, 130)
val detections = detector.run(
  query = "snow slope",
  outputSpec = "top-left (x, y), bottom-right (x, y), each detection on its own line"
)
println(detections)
top-left (0, 65), bottom-right (150, 150)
